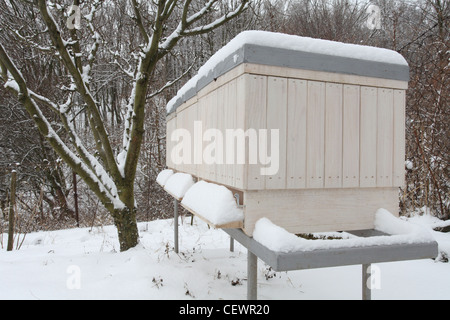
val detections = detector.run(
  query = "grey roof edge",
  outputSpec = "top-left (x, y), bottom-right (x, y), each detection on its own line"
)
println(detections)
top-left (167, 43), bottom-right (409, 115)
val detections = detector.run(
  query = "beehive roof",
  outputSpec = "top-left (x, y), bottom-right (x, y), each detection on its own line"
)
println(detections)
top-left (167, 31), bottom-right (409, 114)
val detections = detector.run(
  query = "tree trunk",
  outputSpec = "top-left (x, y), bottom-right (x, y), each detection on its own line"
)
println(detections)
top-left (7, 170), bottom-right (17, 251)
top-left (113, 207), bottom-right (139, 252)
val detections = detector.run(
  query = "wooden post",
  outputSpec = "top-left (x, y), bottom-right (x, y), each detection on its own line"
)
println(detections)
top-left (7, 170), bottom-right (17, 252)
top-left (174, 199), bottom-right (179, 254)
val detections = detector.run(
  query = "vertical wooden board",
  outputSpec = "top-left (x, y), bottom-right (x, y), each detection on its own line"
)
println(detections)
top-left (226, 79), bottom-right (238, 188)
top-left (166, 117), bottom-right (177, 169)
top-left (325, 83), bottom-right (343, 188)
top-left (219, 83), bottom-right (229, 185)
top-left (194, 100), bottom-right (203, 179)
top-left (266, 76), bottom-right (287, 189)
top-left (245, 74), bottom-right (267, 190)
top-left (342, 84), bottom-right (360, 188)
top-left (393, 90), bottom-right (406, 187)
top-left (175, 108), bottom-right (187, 173)
top-left (234, 75), bottom-right (246, 189)
top-left (360, 86), bottom-right (378, 188)
top-left (377, 88), bottom-right (394, 187)
top-left (206, 89), bottom-right (218, 182)
top-left (287, 79), bottom-right (307, 189)
top-left (306, 81), bottom-right (325, 188)
top-left (187, 102), bottom-right (198, 177)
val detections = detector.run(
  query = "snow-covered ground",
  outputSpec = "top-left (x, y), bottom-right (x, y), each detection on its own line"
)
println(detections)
top-left (1, 214), bottom-right (449, 300)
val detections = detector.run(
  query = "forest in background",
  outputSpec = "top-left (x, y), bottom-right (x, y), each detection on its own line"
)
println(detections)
top-left (0, 0), bottom-right (448, 241)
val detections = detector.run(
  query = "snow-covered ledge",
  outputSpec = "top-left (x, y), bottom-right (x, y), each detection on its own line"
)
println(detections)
top-left (253, 209), bottom-right (436, 254)
top-left (157, 170), bottom-right (244, 229)
top-left (224, 209), bottom-right (438, 274)
top-left (181, 180), bottom-right (244, 229)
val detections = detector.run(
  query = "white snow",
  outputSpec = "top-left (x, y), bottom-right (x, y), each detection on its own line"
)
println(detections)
top-left (156, 169), bottom-right (174, 186)
top-left (164, 172), bottom-right (195, 199)
top-left (406, 160), bottom-right (414, 170)
top-left (181, 180), bottom-right (244, 226)
top-left (253, 209), bottom-right (435, 254)
top-left (0, 215), bottom-right (449, 300)
top-left (167, 30), bottom-right (408, 112)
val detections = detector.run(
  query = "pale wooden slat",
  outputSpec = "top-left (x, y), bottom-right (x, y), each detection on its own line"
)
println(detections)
top-left (225, 79), bottom-right (238, 187)
top-left (377, 88), bottom-right (394, 187)
top-left (245, 74), bottom-right (267, 190)
top-left (360, 86), bottom-right (378, 188)
top-left (266, 76), bottom-right (287, 189)
top-left (306, 81), bottom-right (325, 188)
top-left (195, 97), bottom-right (206, 180)
top-left (287, 79), bottom-right (307, 189)
top-left (234, 75), bottom-right (247, 190)
top-left (188, 100), bottom-right (199, 177)
top-left (342, 84), bottom-right (360, 188)
top-left (393, 90), bottom-right (406, 187)
top-left (325, 83), bottom-right (343, 188)
top-left (166, 116), bottom-right (177, 169)
top-left (206, 89), bottom-right (219, 182)
top-left (174, 108), bottom-right (187, 173)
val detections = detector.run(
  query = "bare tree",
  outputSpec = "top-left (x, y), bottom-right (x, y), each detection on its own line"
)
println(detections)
top-left (0, 0), bottom-right (249, 251)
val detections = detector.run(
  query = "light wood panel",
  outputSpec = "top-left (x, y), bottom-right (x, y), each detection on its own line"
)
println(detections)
top-left (287, 79), bottom-right (307, 189)
top-left (234, 75), bottom-right (247, 189)
top-left (266, 76), bottom-right (287, 189)
top-left (225, 79), bottom-right (238, 187)
top-left (245, 74), bottom-right (267, 190)
top-left (342, 84), bottom-right (360, 188)
top-left (306, 81), bottom-right (325, 188)
top-left (360, 87), bottom-right (378, 188)
top-left (325, 83), bottom-right (343, 188)
top-left (166, 116), bottom-right (177, 170)
top-left (243, 187), bottom-right (400, 236)
top-left (393, 90), bottom-right (406, 187)
top-left (377, 88), bottom-right (394, 187)
top-left (167, 69), bottom-right (406, 193)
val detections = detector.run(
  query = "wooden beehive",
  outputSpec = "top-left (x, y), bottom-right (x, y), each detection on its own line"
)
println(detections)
top-left (165, 31), bottom-right (409, 236)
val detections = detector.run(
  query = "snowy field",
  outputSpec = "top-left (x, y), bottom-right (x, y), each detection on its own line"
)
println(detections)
top-left (1, 214), bottom-right (449, 300)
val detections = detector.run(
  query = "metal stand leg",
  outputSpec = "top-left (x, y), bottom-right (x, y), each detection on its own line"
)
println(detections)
top-left (174, 199), bottom-right (179, 254)
top-left (362, 264), bottom-right (372, 300)
top-left (247, 250), bottom-right (257, 300)
top-left (230, 237), bottom-right (234, 252)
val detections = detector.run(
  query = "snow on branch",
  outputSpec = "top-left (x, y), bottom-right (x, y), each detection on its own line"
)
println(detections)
top-left (0, 42), bottom-right (124, 211)
top-left (148, 59), bottom-right (196, 99)
top-left (37, 0), bottom-right (121, 182)
top-left (159, 0), bottom-right (249, 51)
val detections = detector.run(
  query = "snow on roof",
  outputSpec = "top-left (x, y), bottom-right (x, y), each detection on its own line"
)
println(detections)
top-left (167, 30), bottom-right (409, 114)
top-left (181, 180), bottom-right (243, 226)
top-left (253, 209), bottom-right (435, 254)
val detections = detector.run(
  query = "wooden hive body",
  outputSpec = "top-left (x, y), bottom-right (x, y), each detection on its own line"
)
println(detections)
top-left (165, 31), bottom-right (409, 236)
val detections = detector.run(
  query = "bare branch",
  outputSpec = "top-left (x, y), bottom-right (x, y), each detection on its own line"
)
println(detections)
top-left (148, 58), bottom-right (196, 98)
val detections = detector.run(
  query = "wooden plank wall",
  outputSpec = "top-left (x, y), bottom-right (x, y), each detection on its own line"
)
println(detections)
top-left (244, 75), bottom-right (406, 191)
top-left (167, 72), bottom-right (406, 192)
